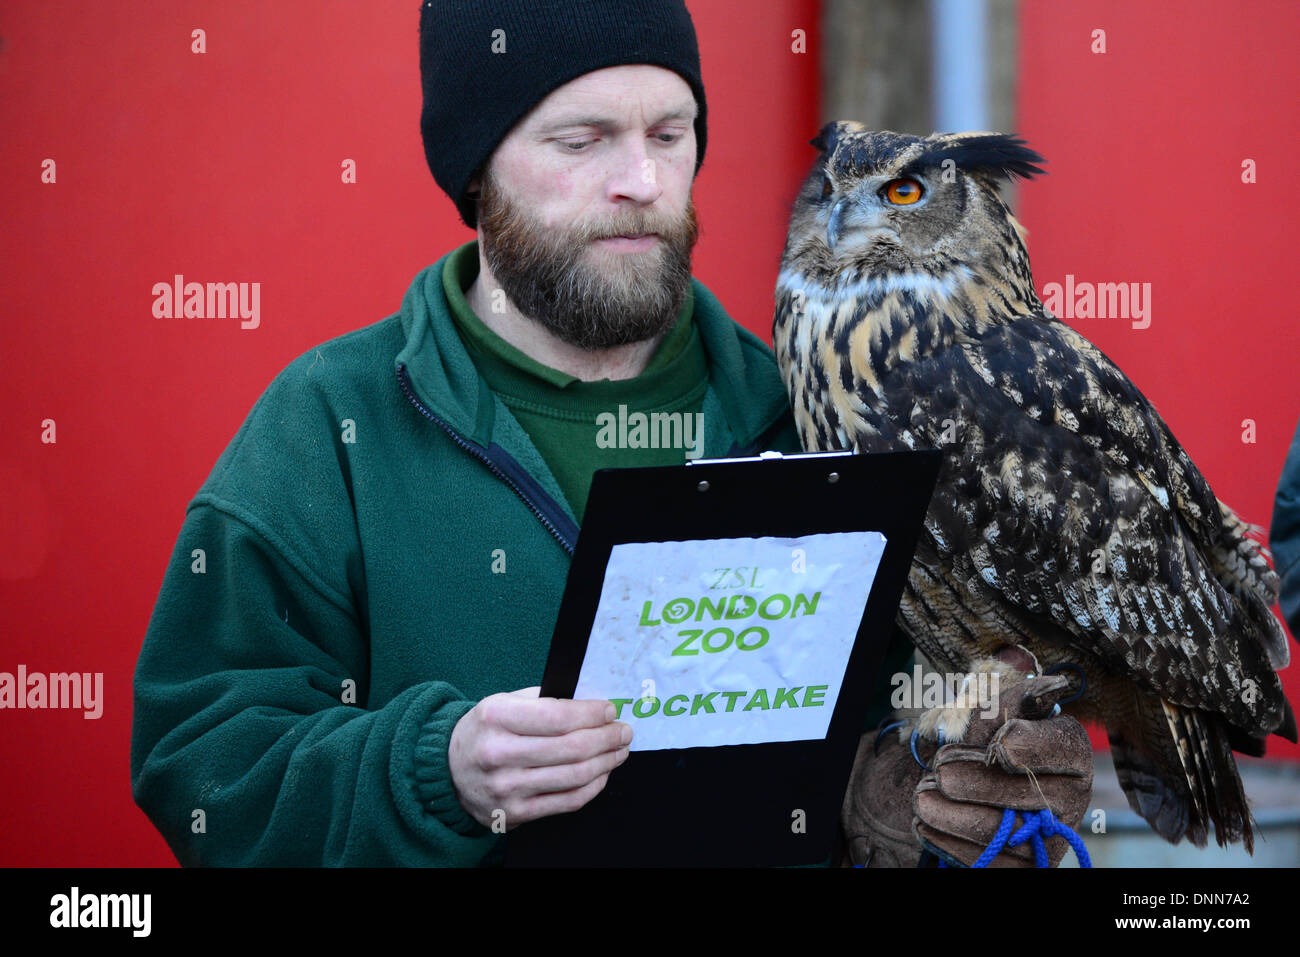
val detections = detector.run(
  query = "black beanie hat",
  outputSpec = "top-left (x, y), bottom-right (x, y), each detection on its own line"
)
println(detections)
top-left (419, 0), bottom-right (708, 229)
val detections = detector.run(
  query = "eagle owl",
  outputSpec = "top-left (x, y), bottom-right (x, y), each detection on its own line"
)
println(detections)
top-left (773, 122), bottom-right (1296, 851)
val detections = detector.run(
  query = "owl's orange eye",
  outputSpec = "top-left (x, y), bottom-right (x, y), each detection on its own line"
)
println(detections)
top-left (883, 178), bottom-right (924, 205)
top-left (820, 175), bottom-right (834, 201)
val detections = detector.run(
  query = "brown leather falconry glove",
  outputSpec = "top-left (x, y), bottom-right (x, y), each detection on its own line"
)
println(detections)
top-left (840, 656), bottom-right (1093, 867)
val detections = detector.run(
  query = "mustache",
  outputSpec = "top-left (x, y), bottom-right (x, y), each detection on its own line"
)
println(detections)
top-left (478, 166), bottom-right (696, 248)
top-left (573, 215), bottom-right (671, 243)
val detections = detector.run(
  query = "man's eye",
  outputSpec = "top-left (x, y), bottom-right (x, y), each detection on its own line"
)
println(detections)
top-left (654, 132), bottom-right (682, 144)
top-left (560, 140), bottom-right (593, 152)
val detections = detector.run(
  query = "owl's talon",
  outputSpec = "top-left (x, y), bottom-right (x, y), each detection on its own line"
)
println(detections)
top-left (874, 718), bottom-right (908, 755)
top-left (909, 727), bottom-right (934, 772)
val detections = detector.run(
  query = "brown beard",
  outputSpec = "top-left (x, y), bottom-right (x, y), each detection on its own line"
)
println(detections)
top-left (476, 169), bottom-right (699, 350)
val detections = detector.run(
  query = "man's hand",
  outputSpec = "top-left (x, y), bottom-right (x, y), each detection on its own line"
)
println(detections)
top-left (841, 657), bottom-right (1093, 867)
top-left (911, 667), bottom-right (1093, 867)
top-left (448, 687), bottom-right (632, 830)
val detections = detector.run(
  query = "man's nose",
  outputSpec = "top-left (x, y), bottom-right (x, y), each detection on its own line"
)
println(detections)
top-left (605, 139), bottom-right (664, 205)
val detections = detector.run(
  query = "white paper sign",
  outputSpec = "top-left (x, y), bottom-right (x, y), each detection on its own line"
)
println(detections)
top-left (573, 531), bottom-right (888, 751)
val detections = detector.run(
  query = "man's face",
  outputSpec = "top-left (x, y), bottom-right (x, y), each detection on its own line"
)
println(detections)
top-left (476, 65), bottom-right (700, 351)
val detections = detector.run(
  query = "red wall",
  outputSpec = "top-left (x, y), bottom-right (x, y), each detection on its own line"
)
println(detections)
top-left (1016, 0), bottom-right (1300, 755)
top-left (0, 0), bottom-right (819, 866)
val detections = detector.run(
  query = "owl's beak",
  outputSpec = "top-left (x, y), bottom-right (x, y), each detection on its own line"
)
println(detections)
top-left (826, 199), bottom-right (847, 252)
top-left (826, 198), bottom-right (892, 253)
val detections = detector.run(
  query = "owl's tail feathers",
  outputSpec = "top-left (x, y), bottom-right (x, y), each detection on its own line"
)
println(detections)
top-left (1108, 698), bottom-right (1255, 853)
top-left (1214, 499), bottom-right (1291, 669)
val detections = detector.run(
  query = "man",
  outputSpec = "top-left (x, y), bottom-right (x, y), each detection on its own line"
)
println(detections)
top-left (1272, 417), bottom-right (1300, 639)
top-left (130, 0), bottom-right (1089, 867)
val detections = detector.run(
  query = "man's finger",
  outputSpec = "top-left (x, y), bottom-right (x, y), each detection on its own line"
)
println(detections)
top-left (915, 785), bottom-right (1040, 864)
top-left (484, 693), bottom-right (619, 736)
top-left (988, 716), bottom-right (1094, 776)
top-left (927, 718), bottom-right (1092, 818)
top-left (510, 744), bottom-right (630, 798)
top-left (480, 721), bottom-right (632, 771)
top-left (510, 771), bottom-right (615, 827)
top-left (934, 758), bottom-right (1091, 813)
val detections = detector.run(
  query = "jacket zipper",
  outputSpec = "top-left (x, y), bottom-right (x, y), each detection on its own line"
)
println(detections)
top-left (396, 363), bottom-right (576, 556)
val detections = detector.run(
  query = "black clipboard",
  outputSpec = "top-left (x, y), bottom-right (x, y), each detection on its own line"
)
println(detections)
top-left (504, 448), bottom-right (941, 867)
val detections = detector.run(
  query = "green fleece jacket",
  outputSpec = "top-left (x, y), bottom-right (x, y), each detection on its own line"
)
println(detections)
top-left (129, 249), bottom-right (821, 866)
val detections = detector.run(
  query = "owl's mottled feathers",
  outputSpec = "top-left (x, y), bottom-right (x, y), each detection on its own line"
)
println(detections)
top-left (774, 122), bottom-right (1296, 851)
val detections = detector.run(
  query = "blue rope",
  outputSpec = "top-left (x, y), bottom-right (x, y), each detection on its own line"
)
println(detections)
top-left (939, 807), bottom-right (1091, 868)
top-left (1044, 662), bottom-right (1088, 706)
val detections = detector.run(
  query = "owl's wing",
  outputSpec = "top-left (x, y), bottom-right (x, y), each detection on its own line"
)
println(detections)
top-left (882, 311), bottom-right (1288, 736)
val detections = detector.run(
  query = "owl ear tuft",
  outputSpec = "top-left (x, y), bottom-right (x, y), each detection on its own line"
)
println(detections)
top-left (916, 133), bottom-right (1047, 183)
top-left (810, 122), bottom-right (844, 157)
